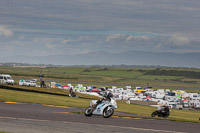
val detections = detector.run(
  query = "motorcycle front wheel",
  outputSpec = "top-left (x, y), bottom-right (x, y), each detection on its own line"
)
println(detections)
top-left (103, 107), bottom-right (114, 118)
top-left (84, 107), bottom-right (93, 117)
top-left (151, 111), bottom-right (158, 117)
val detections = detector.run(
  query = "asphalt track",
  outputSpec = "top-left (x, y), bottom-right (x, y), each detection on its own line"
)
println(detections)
top-left (0, 102), bottom-right (199, 133)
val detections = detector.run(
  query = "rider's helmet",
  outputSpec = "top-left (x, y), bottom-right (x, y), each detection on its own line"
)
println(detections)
top-left (107, 92), bottom-right (113, 98)
top-left (105, 92), bottom-right (113, 100)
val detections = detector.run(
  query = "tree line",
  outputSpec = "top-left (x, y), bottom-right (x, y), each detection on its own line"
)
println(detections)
top-left (142, 69), bottom-right (200, 79)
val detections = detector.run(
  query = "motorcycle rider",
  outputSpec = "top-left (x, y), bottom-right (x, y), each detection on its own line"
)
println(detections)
top-left (93, 91), bottom-right (113, 108)
top-left (157, 105), bottom-right (169, 113)
top-left (151, 104), bottom-right (170, 118)
top-left (84, 90), bottom-right (117, 118)
top-left (164, 105), bottom-right (170, 113)
top-left (69, 87), bottom-right (76, 97)
top-left (69, 87), bottom-right (73, 94)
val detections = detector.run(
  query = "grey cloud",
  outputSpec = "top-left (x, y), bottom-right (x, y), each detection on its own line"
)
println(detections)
top-left (0, 0), bottom-right (200, 67)
top-left (1, 0), bottom-right (199, 33)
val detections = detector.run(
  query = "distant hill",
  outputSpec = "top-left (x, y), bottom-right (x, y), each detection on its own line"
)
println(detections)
top-left (0, 51), bottom-right (200, 68)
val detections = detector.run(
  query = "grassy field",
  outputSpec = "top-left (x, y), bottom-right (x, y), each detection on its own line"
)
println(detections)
top-left (0, 66), bottom-right (200, 123)
top-left (0, 88), bottom-right (91, 108)
top-left (0, 86), bottom-right (200, 123)
top-left (1, 66), bottom-right (200, 91)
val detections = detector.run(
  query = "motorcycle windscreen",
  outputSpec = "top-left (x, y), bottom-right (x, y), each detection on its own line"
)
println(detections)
top-left (90, 100), bottom-right (98, 107)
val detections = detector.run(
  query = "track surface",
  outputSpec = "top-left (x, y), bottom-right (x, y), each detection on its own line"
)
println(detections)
top-left (0, 102), bottom-right (199, 133)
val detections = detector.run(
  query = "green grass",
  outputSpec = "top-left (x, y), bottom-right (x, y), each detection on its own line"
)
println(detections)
top-left (0, 84), bottom-right (99, 100)
top-left (1, 66), bottom-right (200, 90)
top-left (0, 88), bottom-right (90, 108)
top-left (1, 66), bottom-right (200, 122)
top-left (1, 86), bottom-right (200, 123)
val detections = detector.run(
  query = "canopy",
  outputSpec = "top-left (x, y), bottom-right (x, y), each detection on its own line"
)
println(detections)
top-left (145, 96), bottom-right (151, 99)
top-left (92, 88), bottom-right (99, 92)
top-left (80, 87), bottom-right (85, 90)
top-left (177, 95), bottom-right (182, 99)
top-left (74, 87), bottom-right (79, 89)
top-left (55, 83), bottom-right (62, 87)
top-left (52, 85), bottom-right (58, 88)
top-left (63, 85), bottom-right (69, 87)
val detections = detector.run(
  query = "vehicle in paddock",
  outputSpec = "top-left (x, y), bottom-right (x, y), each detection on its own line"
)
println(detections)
top-left (19, 79), bottom-right (37, 87)
top-left (0, 74), bottom-right (15, 85)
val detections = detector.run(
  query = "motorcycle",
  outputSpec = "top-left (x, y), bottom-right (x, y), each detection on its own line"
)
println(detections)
top-left (84, 92), bottom-right (117, 118)
top-left (151, 106), bottom-right (170, 118)
top-left (68, 87), bottom-right (77, 97)
top-left (69, 91), bottom-right (76, 97)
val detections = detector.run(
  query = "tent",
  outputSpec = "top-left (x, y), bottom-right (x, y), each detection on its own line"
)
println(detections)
top-left (55, 83), bottom-right (62, 87)
top-left (145, 96), bottom-right (151, 99)
top-left (177, 95), bottom-right (182, 99)
top-left (52, 85), bottom-right (58, 88)
top-left (63, 85), bottom-right (69, 89)
top-left (80, 87), bottom-right (85, 90)
top-left (74, 86), bottom-right (79, 89)
top-left (19, 79), bottom-right (25, 85)
top-left (144, 99), bottom-right (150, 101)
top-left (63, 85), bottom-right (69, 87)
top-left (91, 88), bottom-right (99, 93)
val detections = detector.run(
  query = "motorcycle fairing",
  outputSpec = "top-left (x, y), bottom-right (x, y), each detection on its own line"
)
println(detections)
top-left (93, 102), bottom-right (106, 115)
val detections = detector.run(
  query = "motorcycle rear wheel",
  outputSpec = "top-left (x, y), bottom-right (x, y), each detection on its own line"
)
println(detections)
top-left (163, 113), bottom-right (169, 118)
top-left (103, 107), bottom-right (114, 118)
top-left (84, 107), bottom-right (93, 117)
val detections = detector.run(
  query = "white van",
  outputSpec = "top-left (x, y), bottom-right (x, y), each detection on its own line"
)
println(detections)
top-left (0, 74), bottom-right (15, 85)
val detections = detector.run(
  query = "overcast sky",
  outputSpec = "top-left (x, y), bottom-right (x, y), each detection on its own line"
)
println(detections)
top-left (0, 0), bottom-right (200, 57)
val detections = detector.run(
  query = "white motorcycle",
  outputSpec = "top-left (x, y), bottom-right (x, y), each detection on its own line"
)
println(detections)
top-left (84, 92), bottom-right (117, 118)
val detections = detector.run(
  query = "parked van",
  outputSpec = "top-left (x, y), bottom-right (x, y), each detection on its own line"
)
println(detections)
top-left (0, 74), bottom-right (15, 85)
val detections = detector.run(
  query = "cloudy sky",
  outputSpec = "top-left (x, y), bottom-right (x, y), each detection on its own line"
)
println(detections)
top-left (0, 0), bottom-right (200, 61)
